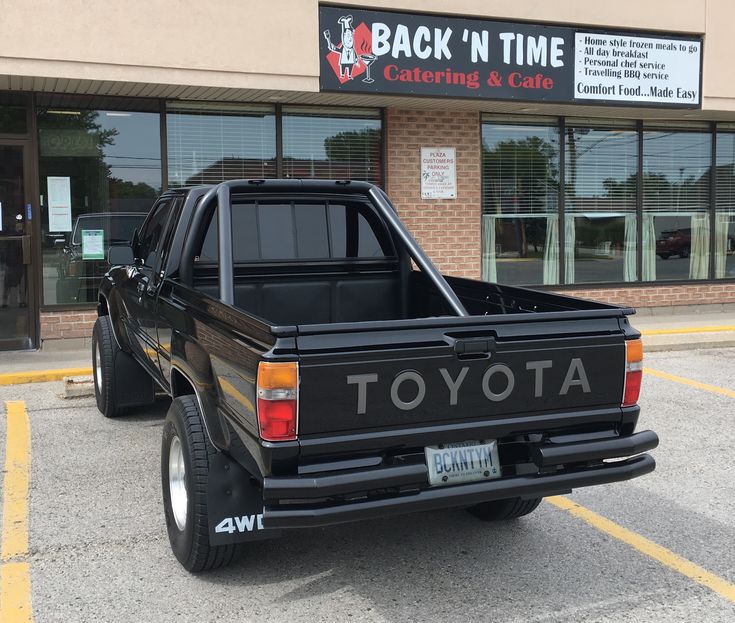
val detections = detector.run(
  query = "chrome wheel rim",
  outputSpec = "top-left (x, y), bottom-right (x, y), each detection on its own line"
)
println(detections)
top-left (94, 342), bottom-right (102, 390)
top-left (168, 436), bottom-right (188, 531)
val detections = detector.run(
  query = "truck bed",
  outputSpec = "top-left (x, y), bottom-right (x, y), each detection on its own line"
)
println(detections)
top-left (191, 265), bottom-right (625, 327)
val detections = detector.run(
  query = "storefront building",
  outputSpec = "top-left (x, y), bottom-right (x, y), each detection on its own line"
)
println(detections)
top-left (1, 0), bottom-right (734, 349)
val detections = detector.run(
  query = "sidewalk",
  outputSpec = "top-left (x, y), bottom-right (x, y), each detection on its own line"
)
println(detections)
top-left (1, 309), bottom-right (734, 377)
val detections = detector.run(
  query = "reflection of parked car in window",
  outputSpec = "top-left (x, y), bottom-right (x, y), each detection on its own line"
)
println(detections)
top-left (656, 228), bottom-right (691, 260)
top-left (55, 212), bottom-right (147, 303)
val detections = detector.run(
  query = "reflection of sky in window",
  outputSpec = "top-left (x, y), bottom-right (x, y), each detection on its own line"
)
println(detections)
top-left (97, 111), bottom-right (162, 190)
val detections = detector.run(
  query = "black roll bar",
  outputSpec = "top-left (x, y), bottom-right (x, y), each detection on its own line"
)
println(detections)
top-left (196, 180), bottom-right (469, 317)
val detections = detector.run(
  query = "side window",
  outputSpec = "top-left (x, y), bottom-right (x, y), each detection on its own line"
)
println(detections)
top-left (328, 203), bottom-right (390, 258)
top-left (137, 199), bottom-right (171, 268)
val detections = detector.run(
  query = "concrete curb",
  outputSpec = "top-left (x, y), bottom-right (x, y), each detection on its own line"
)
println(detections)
top-left (0, 368), bottom-right (93, 386)
top-left (645, 340), bottom-right (735, 353)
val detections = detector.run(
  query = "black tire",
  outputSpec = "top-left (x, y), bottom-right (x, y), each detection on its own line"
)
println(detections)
top-left (658, 253), bottom-right (670, 260)
top-left (161, 395), bottom-right (241, 572)
top-left (467, 496), bottom-right (542, 521)
top-left (92, 315), bottom-right (123, 418)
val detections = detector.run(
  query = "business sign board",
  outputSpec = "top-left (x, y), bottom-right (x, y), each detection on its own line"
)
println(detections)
top-left (319, 6), bottom-right (702, 108)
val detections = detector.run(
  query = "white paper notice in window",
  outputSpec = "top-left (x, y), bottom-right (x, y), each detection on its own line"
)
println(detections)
top-left (47, 176), bottom-right (72, 232)
top-left (421, 147), bottom-right (457, 200)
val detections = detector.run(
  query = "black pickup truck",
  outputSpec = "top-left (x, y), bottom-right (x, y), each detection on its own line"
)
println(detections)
top-left (93, 179), bottom-right (658, 572)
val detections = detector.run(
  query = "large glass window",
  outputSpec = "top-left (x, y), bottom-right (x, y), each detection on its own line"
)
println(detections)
top-left (282, 107), bottom-right (382, 184)
top-left (38, 100), bottom-right (162, 305)
top-left (564, 121), bottom-right (638, 284)
top-left (482, 119), bottom-right (560, 286)
top-left (166, 102), bottom-right (276, 186)
top-left (642, 125), bottom-right (711, 281)
top-left (716, 127), bottom-right (735, 279)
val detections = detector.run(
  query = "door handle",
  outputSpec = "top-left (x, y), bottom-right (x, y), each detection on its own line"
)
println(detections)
top-left (21, 235), bottom-right (31, 265)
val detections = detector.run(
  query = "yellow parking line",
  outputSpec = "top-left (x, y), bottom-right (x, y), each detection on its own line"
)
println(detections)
top-left (644, 367), bottom-right (735, 399)
top-left (548, 496), bottom-right (735, 604)
top-left (0, 368), bottom-right (92, 386)
top-left (641, 325), bottom-right (735, 336)
top-left (0, 401), bottom-right (33, 622)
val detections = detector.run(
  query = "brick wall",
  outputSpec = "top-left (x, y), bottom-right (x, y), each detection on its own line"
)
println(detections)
top-left (40, 310), bottom-right (96, 341)
top-left (556, 283), bottom-right (735, 308)
top-left (385, 108), bottom-right (482, 280)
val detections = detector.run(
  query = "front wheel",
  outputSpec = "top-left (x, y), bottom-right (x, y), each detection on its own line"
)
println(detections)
top-left (92, 316), bottom-right (123, 418)
top-left (466, 497), bottom-right (542, 521)
top-left (161, 395), bottom-right (241, 572)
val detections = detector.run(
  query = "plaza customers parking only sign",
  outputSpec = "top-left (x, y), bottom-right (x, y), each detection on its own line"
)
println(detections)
top-left (319, 6), bottom-right (702, 107)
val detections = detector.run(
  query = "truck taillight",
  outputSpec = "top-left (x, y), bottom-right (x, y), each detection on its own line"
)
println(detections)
top-left (257, 362), bottom-right (298, 442)
top-left (622, 339), bottom-right (643, 407)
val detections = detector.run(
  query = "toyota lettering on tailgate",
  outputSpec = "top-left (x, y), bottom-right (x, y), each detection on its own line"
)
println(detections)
top-left (346, 358), bottom-right (590, 415)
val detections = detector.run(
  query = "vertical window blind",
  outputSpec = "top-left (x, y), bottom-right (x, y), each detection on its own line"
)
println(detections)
top-left (482, 120), bottom-right (560, 285)
top-left (642, 127), bottom-right (712, 281)
top-left (564, 122), bottom-right (638, 284)
top-left (716, 129), bottom-right (735, 278)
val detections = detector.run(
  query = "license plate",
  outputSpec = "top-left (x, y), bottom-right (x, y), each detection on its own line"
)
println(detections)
top-left (425, 440), bottom-right (501, 487)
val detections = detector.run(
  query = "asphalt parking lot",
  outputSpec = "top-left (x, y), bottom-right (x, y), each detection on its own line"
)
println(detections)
top-left (1, 348), bottom-right (734, 622)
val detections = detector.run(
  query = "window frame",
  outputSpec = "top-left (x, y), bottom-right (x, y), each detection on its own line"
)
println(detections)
top-left (39, 99), bottom-right (385, 309)
top-left (36, 95), bottom-right (164, 309)
top-left (482, 114), bottom-right (733, 290)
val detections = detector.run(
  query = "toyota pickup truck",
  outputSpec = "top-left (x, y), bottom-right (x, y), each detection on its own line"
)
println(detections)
top-left (93, 179), bottom-right (658, 572)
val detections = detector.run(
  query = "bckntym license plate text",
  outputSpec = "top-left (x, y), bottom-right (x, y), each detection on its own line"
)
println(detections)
top-left (425, 440), bottom-right (501, 486)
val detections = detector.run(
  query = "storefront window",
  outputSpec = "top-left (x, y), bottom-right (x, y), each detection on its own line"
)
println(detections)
top-left (642, 126), bottom-right (711, 281)
top-left (482, 119), bottom-right (560, 285)
top-left (564, 121), bottom-right (638, 284)
top-left (38, 101), bottom-right (162, 305)
top-left (166, 102), bottom-right (276, 186)
top-left (715, 127), bottom-right (735, 279)
top-left (282, 107), bottom-right (382, 184)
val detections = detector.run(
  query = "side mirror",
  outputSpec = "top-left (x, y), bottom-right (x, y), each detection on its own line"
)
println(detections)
top-left (108, 245), bottom-right (135, 266)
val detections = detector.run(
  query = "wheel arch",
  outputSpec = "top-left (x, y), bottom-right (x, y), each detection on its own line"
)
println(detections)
top-left (170, 363), bottom-right (229, 452)
top-left (97, 292), bottom-right (130, 352)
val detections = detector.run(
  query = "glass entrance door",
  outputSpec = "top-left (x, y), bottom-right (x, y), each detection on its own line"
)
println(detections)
top-left (0, 143), bottom-right (34, 350)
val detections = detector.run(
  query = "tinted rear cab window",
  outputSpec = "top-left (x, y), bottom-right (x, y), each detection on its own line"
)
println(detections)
top-left (198, 200), bottom-right (394, 263)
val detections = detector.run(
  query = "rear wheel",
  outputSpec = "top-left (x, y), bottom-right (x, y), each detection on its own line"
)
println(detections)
top-left (161, 395), bottom-right (241, 572)
top-left (467, 496), bottom-right (542, 521)
top-left (92, 316), bottom-right (123, 418)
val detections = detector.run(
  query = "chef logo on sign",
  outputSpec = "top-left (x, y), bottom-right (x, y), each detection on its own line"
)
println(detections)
top-left (323, 15), bottom-right (377, 84)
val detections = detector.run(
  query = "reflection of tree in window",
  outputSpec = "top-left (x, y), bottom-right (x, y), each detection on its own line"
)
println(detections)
top-left (483, 136), bottom-right (558, 257)
top-left (323, 128), bottom-right (381, 181)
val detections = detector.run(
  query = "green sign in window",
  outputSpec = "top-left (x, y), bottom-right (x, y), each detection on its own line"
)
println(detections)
top-left (81, 229), bottom-right (105, 260)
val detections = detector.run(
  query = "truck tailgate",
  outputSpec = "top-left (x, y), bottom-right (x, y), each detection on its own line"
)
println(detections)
top-left (296, 316), bottom-right (627, 436)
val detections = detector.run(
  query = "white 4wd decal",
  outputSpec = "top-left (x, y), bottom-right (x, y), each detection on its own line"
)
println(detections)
top-left (215, 514), bottom-right (265, 534)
